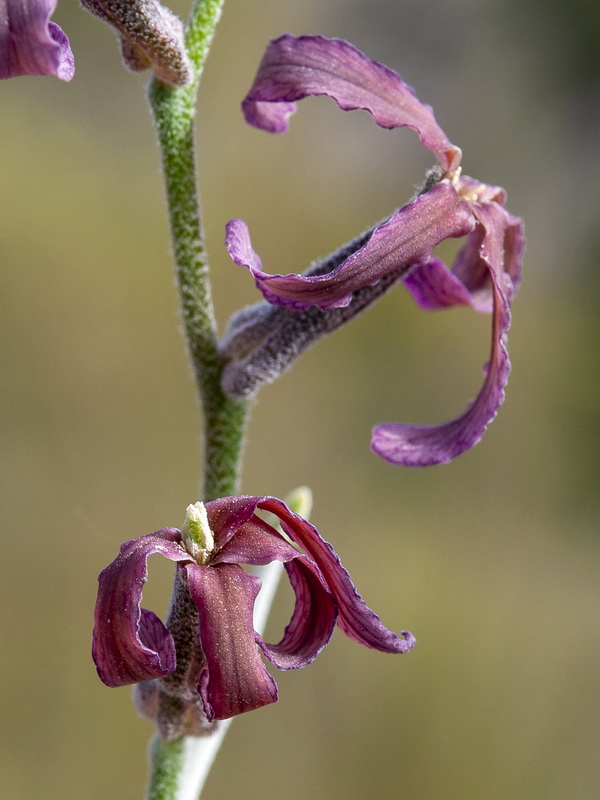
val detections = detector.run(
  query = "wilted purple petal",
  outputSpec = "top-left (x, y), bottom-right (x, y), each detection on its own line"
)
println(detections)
top-left (403, 256), bottom-right (475, 310)
top-left (450, 179), bottom-right (523, 312)
top-left (226, 181), bottom-right (474, 311)
top-left (92, 528), bottom-right (189, 687)
top-left (186, 562), bottom-right (279, 721)
top-left (0, 0), bottom-right (74, 80)
top-left (258, 497), bottom-right (415, 654)
top-left (259, 557), bottom-right (337, 669)
top-left (372, 195), bottom-right (520, 466)
top-left (372, 297), bottom-right (510, 465)
top-left (242, 34), bottom-right (461, 174)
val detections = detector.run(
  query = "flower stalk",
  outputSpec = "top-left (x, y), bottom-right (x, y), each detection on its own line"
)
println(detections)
top-left (147, 0), bottom-right (247, 503)
top-left (145, 1), bottom-right (247, 797)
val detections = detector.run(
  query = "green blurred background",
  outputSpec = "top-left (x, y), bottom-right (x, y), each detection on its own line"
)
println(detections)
top-left (2, 1), bottom-right (599, 798)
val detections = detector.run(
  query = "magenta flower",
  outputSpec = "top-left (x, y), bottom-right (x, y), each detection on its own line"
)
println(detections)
top-left (92, 496), bottom-right (414, 729)
top-left (226, 35), bottom-right (524, 466)
top-left (0, 0), bottom-right (74, 80)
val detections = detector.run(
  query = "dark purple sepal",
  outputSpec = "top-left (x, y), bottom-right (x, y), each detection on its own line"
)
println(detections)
top-left (92, 528), bottom-right (189, 687)
top-left (0, 0), bottom-right (74, 81)
top-left (185, 562), bottom-right (279, 721)
top-left (242, 34), bottom-right (461, 173)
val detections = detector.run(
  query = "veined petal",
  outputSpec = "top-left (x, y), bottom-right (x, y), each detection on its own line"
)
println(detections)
top-left (372, 198), bottom-right (518, 466)
top-left (92, 528), bottom-right (189, 687)
top-left (214, 515), bottom-right (301, 566)
top-left (205, 495), bottom-right (263, 550)
top-left (259, 557), bottom-right (337, 669)
top-left (186, 563), bottom-right (278, 721)
top-left (258, 497), bottom-right (415, 654)
top-left (242, 34), bottom-right (461, 174)
top-left (0, 0), bottom-right (74, 80)
top-left (209, 498), bottom-right (338, 666)
top-left (226, 181), bottom-right (474, 311)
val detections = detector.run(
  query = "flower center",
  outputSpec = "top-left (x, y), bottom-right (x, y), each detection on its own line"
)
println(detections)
top-left (452, 170), bottom-right (488, 204)
top-left (182, 501), bottom-right (215, 565)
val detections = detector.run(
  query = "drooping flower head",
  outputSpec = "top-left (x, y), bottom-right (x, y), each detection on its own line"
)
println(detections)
top-left (0, 0), bottom-right (74, 80)
top-left (92, 496), bottom-right (414, 735)
top-left (225, 35), bottom-right (524, 466)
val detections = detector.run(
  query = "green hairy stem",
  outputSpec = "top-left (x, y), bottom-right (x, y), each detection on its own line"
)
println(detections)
top-left (146, 2), bottom-right (251, 798)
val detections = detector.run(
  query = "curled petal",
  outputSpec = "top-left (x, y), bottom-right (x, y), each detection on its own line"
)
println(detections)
top-left (258, 497), bottom-right (415, 654)
top-left (186, 563), bottom-right (278, 721)
top-left (92, 528), bottom-right (189, 687)
top-left (226, 181), bottom-right (474, 311)
top-left (0, 0), bottom-right (74, 81)
top-left (242, 34), bottom-right (461, 174)
top-left (403, 256), bottom-right (475, 310)
top-left (372, 199), bottom-right (519, 466)
top-left (452, 177), bottom-right (524, 310)
top-left (259, 557), bottom-right (337, 669)
top-left (372, 288), bottom-right (510, 465)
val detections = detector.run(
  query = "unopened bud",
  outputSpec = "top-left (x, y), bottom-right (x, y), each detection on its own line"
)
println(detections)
top-left (81, 0), bottom-right (193, 87)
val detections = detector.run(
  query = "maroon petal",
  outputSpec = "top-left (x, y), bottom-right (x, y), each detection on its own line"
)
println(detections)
top-left (185, 563), bottom-right (278, 721)
top-left (210, 501), bottom-right (338, 667)
top-left (92, 528), bottom-right (189, 687)
top-left (371, 195), bottom-right (521, 466)
top-left (0, 0), bottom-right (74, 81)
top-left (257, 498), bottom-right (415, 654)
top-left (213, 515), bottom-right (302, 566)
top-left (242, 34), bottom-right (461, 173)
top-left (259, 557), bottom-right (338, 669)
top-left (226, 181), bottom-right (474, 310)
top-left (205, 495), bottom-right (264, 550)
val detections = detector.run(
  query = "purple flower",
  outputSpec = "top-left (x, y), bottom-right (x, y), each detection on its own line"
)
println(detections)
top-left (0, 0), bottom-right (74, 81)
top-left (92, 496), bottom-right (414, 728)
top-left (226, 35), bottom-right (524, 466)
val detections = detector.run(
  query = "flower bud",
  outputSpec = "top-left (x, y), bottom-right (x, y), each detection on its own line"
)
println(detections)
top-left (81, 0), bottom-right (192, 86)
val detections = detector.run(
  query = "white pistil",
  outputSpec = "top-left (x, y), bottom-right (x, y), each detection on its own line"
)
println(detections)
top-left (182, 501), bottom-right (215, 564)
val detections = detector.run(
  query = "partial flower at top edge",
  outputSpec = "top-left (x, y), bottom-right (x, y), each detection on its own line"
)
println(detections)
top-left (225, 34), bottom-right (524, 466)
top-left (0, 0), bottom-right (74, 80)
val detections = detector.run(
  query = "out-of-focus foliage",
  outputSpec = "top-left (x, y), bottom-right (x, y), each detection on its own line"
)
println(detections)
top-left (1, 1), bottom-right (599, 798)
